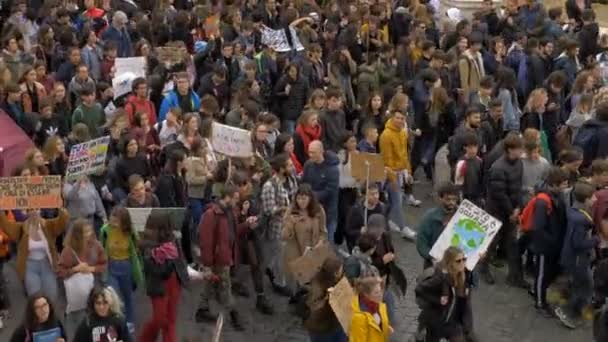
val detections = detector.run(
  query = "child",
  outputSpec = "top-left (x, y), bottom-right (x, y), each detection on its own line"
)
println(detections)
top-left (357, 123), bottom-right (379, 153)
top-left (556, 181), bottom-right (599, 329)
top-left (454, 133), bottom-right (483, 206)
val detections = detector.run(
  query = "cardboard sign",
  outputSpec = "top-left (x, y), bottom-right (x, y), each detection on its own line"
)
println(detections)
top-left (288, 241), bottom-right (334, 285)
top-left (350, 152), bottom-right (385, 182)
top-left (429, 200), bottom-right (502, 270)
top-left (211, 122), bottom-right (253, 158)
top-left (329, 277), bottom-right (355, 334)
top-left (66, 136), bottom-right (110, 181)
top-left (127, 208), bottom-right (186, 232)
top-left (0, 176), bottom-right (61, 209)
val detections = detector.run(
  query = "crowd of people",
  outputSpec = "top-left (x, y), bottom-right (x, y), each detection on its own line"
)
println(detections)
top-left (0, 0), bottom-right (606, 341)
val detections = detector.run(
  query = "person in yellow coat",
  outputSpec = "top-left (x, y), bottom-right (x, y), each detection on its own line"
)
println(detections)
top-left (349, 277), bottom-right (392, 342)
top-left (379, 109), bottom-right (417, 240)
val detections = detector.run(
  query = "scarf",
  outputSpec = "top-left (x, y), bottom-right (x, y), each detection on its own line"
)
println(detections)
top-left (295, 124), bottom-right (321, 152)
top-left (359, 294), bottom-right (379, 315)
top-left (290, 152), bottom-right (303, 174)
top-left (150, 241), bottom-right (178, 264)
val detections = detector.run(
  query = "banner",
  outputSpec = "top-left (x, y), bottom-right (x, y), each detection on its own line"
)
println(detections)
top-left (127, 208), bottom-right (186, 232)
top-left (112, 57), bottom-right (146, 98)
top-left (329, 277), bottom-right (355, 334)
top-left (211, 122), bottom-right (253, 158)
top-left (0, 176), bottom-right (61, 209)
top-left (66, 136), bottom-right (110, 181)
top-left (429, 200), bottom-right (502, 270)
top-left (261, 25), bottom-right (305, 52)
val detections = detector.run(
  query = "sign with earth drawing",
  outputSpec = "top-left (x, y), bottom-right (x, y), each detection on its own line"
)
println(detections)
top-left (429, 200), bottom-right (502, 270)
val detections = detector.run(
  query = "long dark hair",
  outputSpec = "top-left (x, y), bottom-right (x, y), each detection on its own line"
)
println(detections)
top-left (23, 294), bottom-right (59, 331)
top-left (274, 133), bottom-right (293, 155)
top-left (110, 206), bottom-right (134, 235)
top-left (163, 150), bottom-right (186, 175)
top-left (143, 210), bottom-right (174, 244)
top-left (293, 183), bottom-right (322, 217)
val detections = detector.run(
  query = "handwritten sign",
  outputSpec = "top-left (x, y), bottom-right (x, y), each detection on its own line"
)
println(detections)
top-left (127, 208), bottom-right (186, 232)
top-left (66, 136), bottom-right (110, 181)
top-left (211, 122), bottom-right (253, 158)
top-left (0, 176), bottom-right (61, 209)
top-left (288, 241), bottom-right (334, 285)
top-left (261, 25), bottom-right (305, 52)
top-left (114, 57), bottom-right (147, 78)
top-left (329, 277), bottom-right (355, 334)
top-left (429, 200), bottom-right (502, 270)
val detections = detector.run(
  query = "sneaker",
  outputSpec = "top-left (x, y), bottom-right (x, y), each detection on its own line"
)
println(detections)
top-left (555, 307), bottom-right (577, 329)
top-left (388, 220), bottom-right (402, 233)
top-left (195, 307), bottom-right (217, 323)
top-left (401, 226), bottom-right (417, 240)
top-left (406, 195), bottom-right (422, 207)
top-left (535, 304), bottom-right (556, 319)
top-left (230, 310), bottom-right (246, 331)
top-left (256, 295), bottom-right (274, 315)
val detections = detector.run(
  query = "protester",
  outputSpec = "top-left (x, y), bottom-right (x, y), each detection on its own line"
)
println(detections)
top-left (9, 294), bottom-right (66, 342)
top-left (73, 286), bottom-right (131, 342)
top-left (349, 276), bottom-right (392, 342)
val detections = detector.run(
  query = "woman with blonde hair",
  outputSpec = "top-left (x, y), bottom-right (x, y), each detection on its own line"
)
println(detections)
top-left (73, 286), bottom-right (131, 341)
top-left (24, 147), bottom-right (49, 176)
top-left (43, 135), bottom-right (68, 176)
top-left (521, 88), bottom-right (549, 131)
top-left (306, 88), bottom-right (326, 111)
top-left (415, 246), bottom-right (475, 342)
top-left (57, 218), bottom-right (107, 336)
top-left (0, 206), bottom-right (69, 301)
top-left (569, 71), bottom-right (595, 111)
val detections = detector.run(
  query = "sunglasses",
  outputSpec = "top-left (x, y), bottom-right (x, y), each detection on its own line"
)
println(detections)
top-left (455, 257), bottom-right (467, 264)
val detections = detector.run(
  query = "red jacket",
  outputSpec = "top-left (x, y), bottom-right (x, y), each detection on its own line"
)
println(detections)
top-left (125, 95), bottom-right (157, 126)
top-left (200, 203), bottom-right (250, 267)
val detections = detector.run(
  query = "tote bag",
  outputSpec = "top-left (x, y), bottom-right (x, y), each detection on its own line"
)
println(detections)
top-left (64, 252), bottom-right (94, 313)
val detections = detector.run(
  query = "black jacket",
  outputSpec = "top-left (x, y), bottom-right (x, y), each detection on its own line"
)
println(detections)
top-left (479, 115), bottom-right (504, 154)
top-left (578, 22), bottom-right (599, 62)
top-left (486, 155), bottom-right (523, 220)
top-left (319, 109), bottom-right (348, 153)
top-left (527, 53), bottom-right (550, 95)
top-left (530, 190), bottom-right (568, 257)
top-left (10, 321), bottom-right (66, 342)
top-left (273, 75), bottom-right (310, 121)
top-left (141, 241), bottom-right (189, 297)
top-left (344, 201), bottom-right (387, 249)
top-left (115, 154), bottom-right (151, 192)
top-left (155, 172), bottom-right (187, 208)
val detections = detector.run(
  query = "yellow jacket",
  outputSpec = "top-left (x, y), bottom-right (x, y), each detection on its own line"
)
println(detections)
top-left (348, 296), bottom-right (391, 342)
top-left (379, 118), bottom-right (411, 172)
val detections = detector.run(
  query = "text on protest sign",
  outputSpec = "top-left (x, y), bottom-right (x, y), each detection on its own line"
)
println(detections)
top-left (113, 57), bottom-right (146, 98)
top-left (211, 122), bottom-right (253, 158)
top-left (66, 136), bottom-right (111, 181)
top-left (0, 176), bottom-right (62, 209)
top-left (429, 200), bottom-right (502, 270)
top-left (329, 276), bottom-right (355, 334)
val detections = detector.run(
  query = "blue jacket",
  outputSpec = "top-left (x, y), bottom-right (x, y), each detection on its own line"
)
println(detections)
top-left (101, 26), bottom-right (133, 58)
top-left (560, 206), bottom-right (598, 271)
top-left (301, 151), bottom-right (340, 216)
top-left (158, 90), bottom-right (201, 121)
top-left (357, 139), bottom-right (376, 153)
top-left (554, 54), bottom-right (579, 89)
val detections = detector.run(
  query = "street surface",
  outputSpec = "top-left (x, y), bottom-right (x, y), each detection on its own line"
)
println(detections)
top-left (0, 183), bottom-right (593, 341)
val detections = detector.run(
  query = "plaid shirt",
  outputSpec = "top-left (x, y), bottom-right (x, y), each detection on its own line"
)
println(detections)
top-left (261, 175), bottom-right (296, 238)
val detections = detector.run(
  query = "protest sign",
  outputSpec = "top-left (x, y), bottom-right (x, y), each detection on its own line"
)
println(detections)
top-left (211, 122), bottom-right (253, 158)
top-left (351, 152), bottom-right (385, 182)
top-left (127, 208), bottom-right (186, 232)
top-left (329, 276), bottom-right (355, 334)
top-left (32, 327), bottom-right (62, 342)
top-left (288, 241), bottom-right (334, 285)
top-left (429, 200), bottom-right (502, 270)
top-left (112, 57), bottom-right (146, 98)
top-left (0, 176), bottom-right (61, 209)
top-left (66, 136), bottom-right (110, 181)
top-left (261, 26), bottom-right (305, 52)
top-left (156, 45), bottom-right (187, 65)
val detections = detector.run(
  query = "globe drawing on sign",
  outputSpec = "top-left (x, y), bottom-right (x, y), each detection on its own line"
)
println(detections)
top-left (451, 218), bottom-right (486, 254)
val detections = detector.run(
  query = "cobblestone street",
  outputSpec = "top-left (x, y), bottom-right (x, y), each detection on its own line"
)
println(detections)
top-left (0, 184), bottom-right (594, 341)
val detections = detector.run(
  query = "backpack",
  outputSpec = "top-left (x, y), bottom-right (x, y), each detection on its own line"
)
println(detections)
top-left (519, 193), bottom-right (552, 233)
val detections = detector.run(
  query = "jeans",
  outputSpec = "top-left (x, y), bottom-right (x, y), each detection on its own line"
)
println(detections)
top-left (565, 266), bottom-right (593, 318)
top-left (189, 198), bottom-right (207, 228)
top-left (326, 212), bottom-right (338, 245)
top-left (411, 133), bottom-right (435, 180)
top-left (107, 260), bottom-right (134, 323)
top-left (139, 272), bottom-right (181, 342)
top-left (386, 177), bottom-right (406, 229)
top-left (25, 258), bottom-right (58, 300)
top-left (384, 289), bottom-right (396, 326)
top-left (261, 238), bottom-right (286, 287)
top-left (309, 328), bottom-right (347, 342)
top-left (65, 309), bottom-right (86, 338)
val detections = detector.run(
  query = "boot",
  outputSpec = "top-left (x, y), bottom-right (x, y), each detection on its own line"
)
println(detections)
top-left (194, 306), bottom-right (217, 323)
top-left (256, 294), bottom-right (274, 315)
top-left (230, 310), bottom-right (245, 331)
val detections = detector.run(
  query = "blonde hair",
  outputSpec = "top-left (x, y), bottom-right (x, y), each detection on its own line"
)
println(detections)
top-left (524, 88), bottom-right (548, 113)
top-left (440, 246), bottom-right (466, 294)
top-left (387, 93), bottom-right (409, 112)
top-left (43, 135), bottom-right (64, 161)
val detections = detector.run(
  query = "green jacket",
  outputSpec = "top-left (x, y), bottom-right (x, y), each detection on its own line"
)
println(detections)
top-left (99, 224), bottom-right (144, 288)
top-left (416, 207), bottom-right (449, 263)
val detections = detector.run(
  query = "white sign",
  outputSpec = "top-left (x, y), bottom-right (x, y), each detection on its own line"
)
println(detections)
top-left (112, 57), bottom-right (146, 98)
top-left (127, 208), bottom-right (186, 232)
top-left (429, 200), bottom-right (502, 270)
top-left (261, 26), bottom-right (305, 52)
top-left (211, 122), bottom-right (253, 158)
top-left (66, 136), bottom-right (110, 181)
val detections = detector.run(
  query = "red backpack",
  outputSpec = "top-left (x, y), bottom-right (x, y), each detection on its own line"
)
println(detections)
top-left (519, 193), bottom-right (553, 233)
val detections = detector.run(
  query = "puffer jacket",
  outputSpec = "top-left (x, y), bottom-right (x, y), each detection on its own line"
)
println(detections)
top-left (486, 155), bottom-right (523, 220)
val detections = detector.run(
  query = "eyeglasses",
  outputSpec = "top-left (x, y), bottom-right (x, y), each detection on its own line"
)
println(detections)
top-left (95, 300), bottom-right (109, 305)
